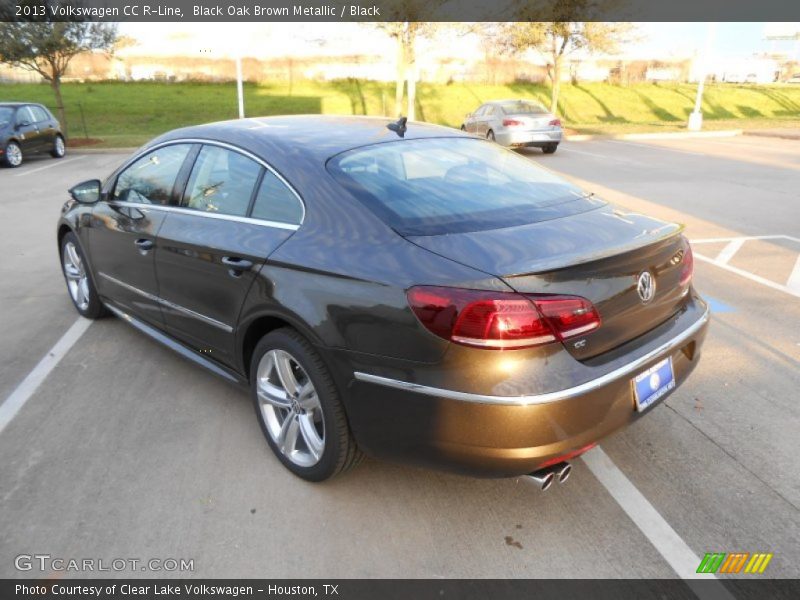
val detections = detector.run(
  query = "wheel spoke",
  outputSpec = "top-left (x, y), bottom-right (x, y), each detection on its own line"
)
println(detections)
top-left (64, 265), bottom-right (81, 280)
top-left (78, 278), bottom-right (90, 305)
top-left (296, 382), bottom-right (319, 411)
top-left (298, 414), bottom-right (323, 460)
top-left (66, 244), bottom-right (82, 271)
top-left (277, 413), bottom-right (299, 456)
top-left (274, 351), bottom-right (299, 396)
top-left (257, 385), bottom-right (291, 410)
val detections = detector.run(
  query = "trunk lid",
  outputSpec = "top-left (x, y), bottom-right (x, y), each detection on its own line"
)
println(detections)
top-left (407, 205), bottom-right (690, 360)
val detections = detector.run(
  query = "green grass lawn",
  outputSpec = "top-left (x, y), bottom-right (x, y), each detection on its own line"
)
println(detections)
top-left (1, 79), bottom-right (799, 147)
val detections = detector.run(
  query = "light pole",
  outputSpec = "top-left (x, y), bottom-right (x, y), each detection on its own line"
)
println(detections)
top-left (688, 23), bottom-right (717, 131)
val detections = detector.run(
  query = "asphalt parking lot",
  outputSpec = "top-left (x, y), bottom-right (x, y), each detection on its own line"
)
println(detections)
top-left (0, 134), bottom-right (798, 582)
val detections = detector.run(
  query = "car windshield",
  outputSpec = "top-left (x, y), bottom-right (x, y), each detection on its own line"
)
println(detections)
top-left (500, 101), bottom-right (548, 115)
top-left (0, 107), bottom-right (14, 128)
top-left (328, 138), bottom-right (604, 236)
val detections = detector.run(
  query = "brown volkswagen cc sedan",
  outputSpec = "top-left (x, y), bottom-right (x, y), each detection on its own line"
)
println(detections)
top-left (57, 116), bottom-right (709, 485)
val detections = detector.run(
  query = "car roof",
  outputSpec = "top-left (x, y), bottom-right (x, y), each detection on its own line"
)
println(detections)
top-left (0, 102), bottom-right (31, 108)
top-left (150, 115), bottom-right (470, 164)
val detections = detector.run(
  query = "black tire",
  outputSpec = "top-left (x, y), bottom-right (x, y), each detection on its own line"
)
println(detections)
top-left (60, 232), bottom-right (108, 319)
top-left (2, 140), bottom-right (23, 167)
top-left (487, 130), bottom-right (496, 142)
top-left (542, 143), bottom-right (558, 154)
top-left (250, 328), bottom-right (363, 482)
top-left (50, 134), bottom-right (66, 158)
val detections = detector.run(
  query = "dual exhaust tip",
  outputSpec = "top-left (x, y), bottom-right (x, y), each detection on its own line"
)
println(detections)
top-left (524, 462), bottom-right (571, 491)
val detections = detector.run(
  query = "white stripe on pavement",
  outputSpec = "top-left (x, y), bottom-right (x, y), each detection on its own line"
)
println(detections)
top-left (787, 254), bottom-right (800, 294)
top-left (14, 155), bottom-right (86, 177)
top-left (0, 318), bottom-right (92, 434)
top-left (582, 448), bottom-right (732, 591)
top-left (714, 238), bottom-right (745, 265)
top-left (694, 252), bottom-right (800, 300)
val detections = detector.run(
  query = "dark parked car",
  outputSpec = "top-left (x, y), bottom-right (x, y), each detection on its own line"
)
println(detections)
top-left (1, 102), bottom-right (65, 167)
top-left (58, 116), bottom-right (708, 485)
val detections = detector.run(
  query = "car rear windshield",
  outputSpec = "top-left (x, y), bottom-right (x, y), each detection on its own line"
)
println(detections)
top-left (500, 101), bottom-right (548, 115)
top-left (327, 138), bottom-right (603, 236)
top-left (0, 107), bottom-right (14, 128)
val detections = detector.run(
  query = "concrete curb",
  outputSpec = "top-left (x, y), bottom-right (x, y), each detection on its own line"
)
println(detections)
top-left (566, 130), bottom-right (742, 142)
top-left (742, 130), bottom-right (800, 141)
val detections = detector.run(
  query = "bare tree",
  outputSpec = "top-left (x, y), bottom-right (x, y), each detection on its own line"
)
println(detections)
top-left (375, 22), bottom-right (440, 120)
top-left (487, 0), bottom-right (633, 115)
top-left (0, 21), bottom-right (118, 135)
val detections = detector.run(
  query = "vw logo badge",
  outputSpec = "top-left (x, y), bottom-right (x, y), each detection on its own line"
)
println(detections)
top-left (637, 271), bottom-right (656, 303)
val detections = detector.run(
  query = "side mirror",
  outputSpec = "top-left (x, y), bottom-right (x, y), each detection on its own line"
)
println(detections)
top-left (69, 179), bottom-right (102, 204)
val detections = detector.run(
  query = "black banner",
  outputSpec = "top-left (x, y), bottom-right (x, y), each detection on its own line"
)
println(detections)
top-left (3, 579), bottom-right (800, 600)
top-left (1, 0), bottom-right (800, 22)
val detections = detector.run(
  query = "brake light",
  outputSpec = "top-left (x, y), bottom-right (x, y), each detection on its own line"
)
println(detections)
top-left (549, 118), bottom-right (561, 126)
top-left (407, 286), bottom-right (600, 350)
top-left (502, 119), bottom-right (524, 127)
top-left (679, 244), bottom-right (694, 287)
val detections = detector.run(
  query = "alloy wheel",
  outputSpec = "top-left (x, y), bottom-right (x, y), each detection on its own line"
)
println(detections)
top-left (54, 136), bottom-right (65, 157)
top-left (62, 241), bottom-right (90, 311)
top-left (6, 143), bottom-right (22, 166)
top-left (256, 349), bottom-right (325, 467)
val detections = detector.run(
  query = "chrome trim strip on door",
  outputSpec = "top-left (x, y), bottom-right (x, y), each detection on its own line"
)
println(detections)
top-left (354, 308), bottom-right (709, 406)
top-left (98, 272), bottom-right (234, 333)
top-left (107, 137), bottom-right (305, 227)
top-left (107, 201), bottom-right (300, 231)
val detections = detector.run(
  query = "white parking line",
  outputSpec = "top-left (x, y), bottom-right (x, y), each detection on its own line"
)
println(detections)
top-left (0, 318), bottom-right (92, 435)
top-left (694, 252), bottom-right (800, 300)
top-left (583, 448), bottom-right (734, 597)
top-left (714, 238), bottom-right (745, 265)
top-left (787, 254), bottom-right (800, 294)
top-left (14, 155), bottom-right (86, 177)
top-left (691, 235), bottom-right (800, 299)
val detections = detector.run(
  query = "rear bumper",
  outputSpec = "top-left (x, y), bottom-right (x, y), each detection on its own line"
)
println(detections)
top-left (340, 304), bottom-right (709, 478)
top-left (496, 129), bottom-right (563, 147)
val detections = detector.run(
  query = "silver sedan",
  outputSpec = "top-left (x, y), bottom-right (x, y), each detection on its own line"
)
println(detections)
top-left (462, 100), bottom-right (562, 153)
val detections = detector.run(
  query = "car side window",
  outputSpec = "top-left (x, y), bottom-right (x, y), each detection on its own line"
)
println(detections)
top-left (474, 105), bottom-right (486, 117)
top-left (16, 107), bottom-right (34, 126)
top-left (183, 145), bottom-right (262, 217)
top-left (113, 144), bottom-right (192, 205)
top-left (30, 106), bottom-right (50, 122)
top-left (250, 170), bottom-right (303, 225)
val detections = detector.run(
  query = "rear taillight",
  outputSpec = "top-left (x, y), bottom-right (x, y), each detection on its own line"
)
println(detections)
top-left (680, 244), bottom-right (694, 287)
top-left (407, 286), bottom-right (600, 350)
top-left (502, 118), bottom-right (524, 127)
top-left (549, 118), bottom-right (561, 127)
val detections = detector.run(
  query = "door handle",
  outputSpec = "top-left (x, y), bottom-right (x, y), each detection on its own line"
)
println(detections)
top-left (221, 256), bottom-right (253, 271)
top-left (134, 238), bottom-right (154, 251)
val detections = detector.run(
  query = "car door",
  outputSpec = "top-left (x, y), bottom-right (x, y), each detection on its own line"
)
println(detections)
top-left (89, 143), bottom-right (196, 328)
top-left (467, 105), bottom-right (486, 135)
top-left (29, 105), bottom-right (56, 147)
top-left (155, 143), bottom-right (302, 368)
top-left (14, 106), bottom-right (44, 152)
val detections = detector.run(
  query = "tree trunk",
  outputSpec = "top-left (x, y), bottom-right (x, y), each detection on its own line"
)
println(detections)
top-left (407, 69), bottom-right (416, 121)
top-left (394, 35), bottom-right (405, 118)
top-left (406, 31), bottom-right (416, 121)
top-left (550, 57), bottom-right (561, 115)
top-left (50, 77), bottom-right (68, 138)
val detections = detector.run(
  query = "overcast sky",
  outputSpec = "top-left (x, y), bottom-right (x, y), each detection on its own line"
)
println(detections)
top-left (118, 22), bottom-right (800, 61)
